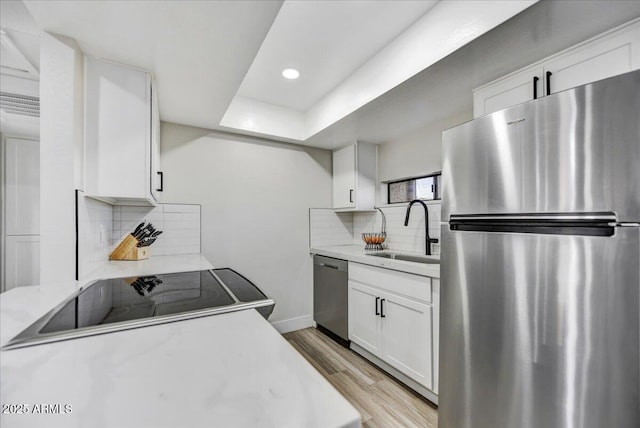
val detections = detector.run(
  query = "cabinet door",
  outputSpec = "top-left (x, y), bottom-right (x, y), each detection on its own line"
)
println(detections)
top-left (5, 235), bottom-right (40, 291)
top-left (332, 144), bottom-right (356, 209)
top-left (84, 57), bottom-right (153, 202)
top-left (150, 79), bottom-right (161, 201)
top-left (4, 137), bottom-right (39, 235)
top-left (544, 22), bottom-right (640, 95)
top-left (348, 280), bottom-right (382, 356)
top-left (473, 65), bottom-right (543, 118)
top-left (381, 291), bottom-right (433, 389)
top-left (431, 279), bottom-right (440, 394)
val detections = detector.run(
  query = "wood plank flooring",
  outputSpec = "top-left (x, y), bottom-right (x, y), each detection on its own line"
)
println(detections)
top-left (283, 327), bottom-right (438, 428)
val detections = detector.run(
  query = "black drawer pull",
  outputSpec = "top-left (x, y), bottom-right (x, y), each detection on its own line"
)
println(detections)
top-left (380, 299), bottom-right (386, 318)
top-left (546, 71), bottom-right (552, 96)
top-left (533, 76), bottom-right (539, 99)
top-left (375, 297), bottom-right (380, 315)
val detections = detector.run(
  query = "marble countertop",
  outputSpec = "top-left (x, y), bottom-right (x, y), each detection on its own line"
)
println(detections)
top-left (310, 245), bottom-right (440, 278)
top-left (0, 255), bottom-right (361, 428)
top-left (81, 254), bottom-right (214, 283)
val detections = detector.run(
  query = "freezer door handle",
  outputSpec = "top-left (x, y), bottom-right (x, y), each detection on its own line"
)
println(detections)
top-left (450, 213), bottom-right (617, 222)
top-left (450, 213), bottom-right (618, 237)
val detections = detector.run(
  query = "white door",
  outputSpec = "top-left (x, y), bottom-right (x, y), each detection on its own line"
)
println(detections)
top-left (332, 144), bottom-right (356, 209)
top-left (473, 65), bottom-right (543, 118)
top-left (3, 137), bottom-right (40, 292)
top-left (5, 137), bottom-right (39, 235)
top-left (381, 291), bottom-right (433, 389)
top-left (348, 281), bottom-right (382, 356)
top-left (544, 23), bottom-right (640, 95)
top-left (5, 236), bottom-right (40, 290)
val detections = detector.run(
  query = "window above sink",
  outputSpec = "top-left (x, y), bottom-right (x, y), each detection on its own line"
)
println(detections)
top-left (386, 172), bottom-right (441, 204)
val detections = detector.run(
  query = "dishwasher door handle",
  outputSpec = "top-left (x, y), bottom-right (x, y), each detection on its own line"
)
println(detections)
top-left (319, 263), bottom-right (340, 270)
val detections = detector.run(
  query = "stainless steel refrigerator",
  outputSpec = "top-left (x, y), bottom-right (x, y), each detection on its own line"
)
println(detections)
top-left (440, 70), bottom-right (639, 428)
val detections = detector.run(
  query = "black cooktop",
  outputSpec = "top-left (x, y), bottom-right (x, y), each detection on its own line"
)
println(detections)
top-left (4, 269), bottom-right (274, 350)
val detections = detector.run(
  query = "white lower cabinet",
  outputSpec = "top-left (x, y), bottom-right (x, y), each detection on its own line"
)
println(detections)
top-left (380, 292), bottom-right (433, 389)
top-left (349, 281), bottom-right (382, 355)
top-left (348, 262), bottom-right (437, 393)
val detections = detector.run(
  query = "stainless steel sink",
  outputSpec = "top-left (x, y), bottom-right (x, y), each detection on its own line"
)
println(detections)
top-left (367, 252), bottom-right (440, 264)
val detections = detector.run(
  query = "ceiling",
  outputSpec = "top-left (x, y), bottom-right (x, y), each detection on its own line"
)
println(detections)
top-left (236, 0), bottom-right (439, 111)
top-left (14, 0), bottom-right (542, 148)
top-left (21, 0), bottom-right (284, 130)
top-left (16, 1), bottom-right (639, 151)
top-left (305, 0), bottom-right (640, 147)
top-left (0, 1), bottom-right (40, 136)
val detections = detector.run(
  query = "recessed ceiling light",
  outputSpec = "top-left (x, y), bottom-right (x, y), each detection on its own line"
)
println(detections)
top-left (282, 68), bottom-right (300, 80)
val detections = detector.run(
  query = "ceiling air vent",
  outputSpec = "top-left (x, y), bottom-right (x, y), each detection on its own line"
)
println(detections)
top-left (0, 92), bottom-right (40, 118)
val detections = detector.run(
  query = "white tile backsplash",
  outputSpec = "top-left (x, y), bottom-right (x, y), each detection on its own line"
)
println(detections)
top-left (113, 204), bottom-right (201, 256)
top-left (309, 202), bottom-right (441, 255)
top-left (77, 193), bottom-right (114, 279)
top-left (354, 203), bottom-right (441, 255)
top-left (77, 201), bottom-right (202, 280)
top-left (309, 209), bottom-right (354, 247)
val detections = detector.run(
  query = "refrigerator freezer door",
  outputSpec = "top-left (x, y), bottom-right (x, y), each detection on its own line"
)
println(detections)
top-left (440, 225), bottom-right (639, 428)
top-left (441, 70), bottom-right (640, 222)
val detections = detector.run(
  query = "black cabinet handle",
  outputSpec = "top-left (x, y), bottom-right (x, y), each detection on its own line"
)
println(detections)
top-left (380, 299), bottom-right (386, 318)
top-left (546, 71), bottom-right (553, 96)
top-left (349, 189), bottom-right (354, 203)
top-left (156, 171), bottom-right (163, 192)
top-left (533, 76), bottom-right (539, 99)
top-left (375, 297), bottom-right (380, 315)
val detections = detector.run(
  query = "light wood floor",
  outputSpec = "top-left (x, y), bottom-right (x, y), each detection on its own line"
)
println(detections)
top-left (283, 327), bottom-right (438, 428)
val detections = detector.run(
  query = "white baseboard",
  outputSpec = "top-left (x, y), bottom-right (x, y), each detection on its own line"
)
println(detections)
top-left (270, 314), bottom-right (314, 334)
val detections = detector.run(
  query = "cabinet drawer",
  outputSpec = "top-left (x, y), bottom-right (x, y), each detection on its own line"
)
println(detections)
top-left (349, 262), bottom-right (431, 303)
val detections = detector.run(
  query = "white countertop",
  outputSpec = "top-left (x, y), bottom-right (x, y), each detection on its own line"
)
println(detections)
top-left (310, 245), bottom-right (440, 278)
top-left (82, 254), bottom-right (214, 283)
top-left (0, 255), bottom-right (361, 428)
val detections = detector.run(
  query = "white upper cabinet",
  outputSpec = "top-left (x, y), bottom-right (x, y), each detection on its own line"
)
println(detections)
top-left (544, 21), bottom-right (640, 95)
top-left (332, 141), bottom-right (376, 211)
top-left (84, 57), bottom-right (162, 205)
top-left (474, 18), bottom-right (640, 118)
top-left (150, 78), bottom-right (162, 201)
top-left (473, 65), bottom-right (544, 118)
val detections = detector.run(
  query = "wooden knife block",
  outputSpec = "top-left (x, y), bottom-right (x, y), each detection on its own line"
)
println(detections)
top-left (110, 234), bottom-right (150, 261)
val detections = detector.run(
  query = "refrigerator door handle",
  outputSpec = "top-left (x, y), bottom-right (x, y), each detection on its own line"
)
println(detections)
top-left (449, 213), bottom-right (618, 237)
top-left (450, 213), bottom-right (617, 222)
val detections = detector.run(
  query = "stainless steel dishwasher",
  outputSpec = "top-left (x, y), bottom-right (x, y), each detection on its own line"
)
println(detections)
top-left (313, 255), bottom-right (349, 342)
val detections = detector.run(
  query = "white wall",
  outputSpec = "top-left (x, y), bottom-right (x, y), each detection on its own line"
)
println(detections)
top-left (377, 111), bottom-right (471, 184)
top-left (39, 32), bottom-right (84, 283)
top-left (159, 122), bottom-right (333, 332)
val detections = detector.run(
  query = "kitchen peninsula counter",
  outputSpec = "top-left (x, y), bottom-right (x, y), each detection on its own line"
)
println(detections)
top-left (0, 255), bottom-right (361, 428)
